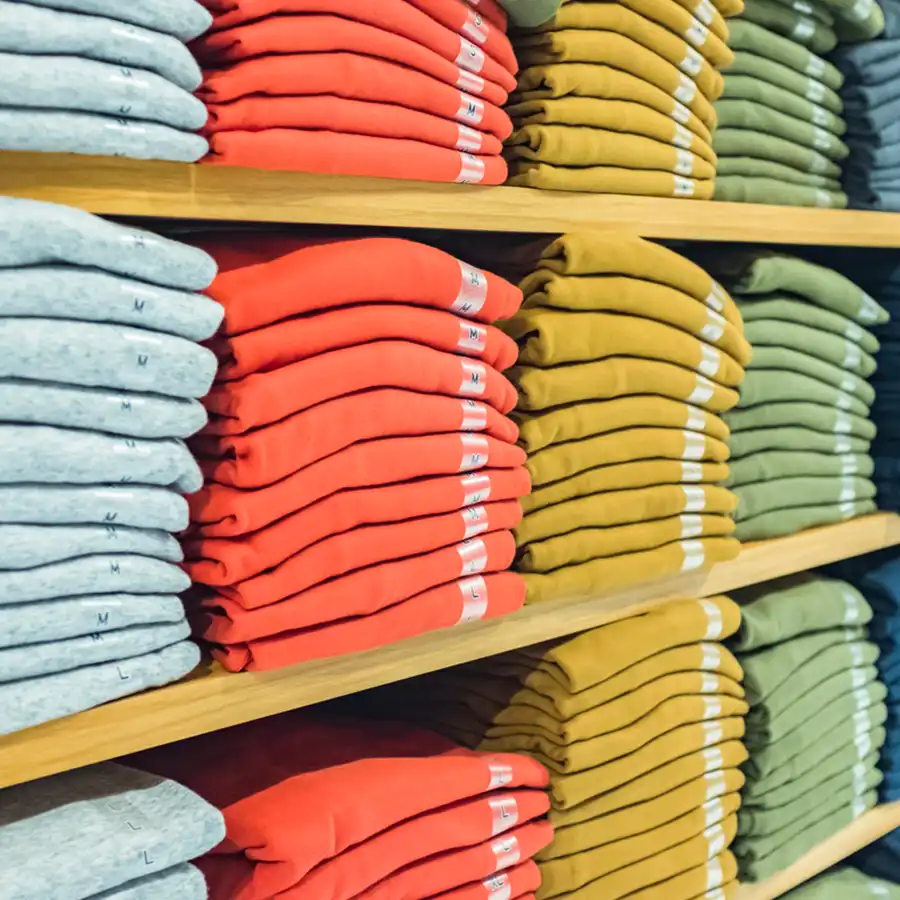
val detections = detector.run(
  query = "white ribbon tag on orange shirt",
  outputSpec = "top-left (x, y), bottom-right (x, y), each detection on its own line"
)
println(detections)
top-left (461, 472), bottom-right (492, 506)
top-left (457, 575), bottom-right (489, 624)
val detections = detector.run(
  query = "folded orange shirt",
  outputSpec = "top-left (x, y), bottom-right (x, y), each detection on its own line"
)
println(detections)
top-left (210, 569), bottom-right (525, 671)
top-left (433, 862), bottom-right (541, 900)
top-left (185, 467), bottom-right (531, 579)
top-left (213, 304), bottom-right (517, 380)
top-left (133, 712), bottom-right (549, 900)
top-left (190, 433), bottom-right (527, 535)
top-left (198, 53), bottom-right (513, 140)
top-left (204, 130), bottom-right (508, 184)
top-left (466, 0), bottom-right (507, 30)
top-left (207, 500), bottom-right (522, 606)
top-left (355, 820), bottom-right (553, 900)
top-left (203, 341), bottom-right (518, 434)
top-left (295, 789), bottom-right (549, 900)
top-left (195, 390), bottom-right (518, 488)
top-left (199, 0), bottom-right (516, 88)
top-left (194, 15), bottom-right (510, 106)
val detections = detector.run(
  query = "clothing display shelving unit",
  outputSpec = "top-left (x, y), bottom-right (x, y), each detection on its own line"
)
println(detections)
top-left (3, 148), bottom-right (900, 898)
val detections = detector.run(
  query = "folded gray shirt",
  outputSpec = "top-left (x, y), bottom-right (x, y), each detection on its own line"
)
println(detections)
top-left (2, 761), bottom-right (224, 899)
top-left (0, 620), bottom-right (191, 681)
top-left (15, 0), bottom-right (213, 42)
top-left (0, 554), bottom-right (190, 605)
top-left (0, 380), bottom-right (208, 439)
top-left (0, 426), bottom-right (203, 493)
top-left (0, 592), bottom-right (187, 648)
top-left (0, 52), bottom-right (207, 130)
top-left (0, 485), bottom-right (189, 531)
top-left (0, 319), bottom-right (217, 398)
top-left (92, 865), bottom-right (208, 900)
top-left (0, 3), bottom-right (203, 91)
top-left (0, 198), bottom-right (216, 290)
top-left (0, 266), bottom-right (223, 340)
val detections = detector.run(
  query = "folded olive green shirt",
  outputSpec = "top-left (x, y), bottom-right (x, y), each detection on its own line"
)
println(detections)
top-left (739, 0), bottom-right (838, 54)
top-left (507, 98), bottom-right (718, 164)
top-left (743, 319), bottom-right (876, 376)
top-left (725, 50), bottom-right (843, 113)
top-left (525, 458), bottom-right (730, 512)
top-left (735, 476), bottom-right (876, 522)
top-left (732, 572), bottom-right (871, 652)
top-left (715, 156), bottom-right (842, 190)
top-left (534, 3), bottom-right (725, 99)
top-left (714, 175), bottom-right (848, 209)
top-left (513, 357), bottom-right (739, 412)
top-left (726, 18), bottom-right (843, 89)
top-left (521, 513), bottom-right (736, 572)
top-left (729, 425), bottom-right (870, 459)
top-left (714, 99), bottom-right (849, 160)
top-left (515, 30), bottom-right (719, 127)
top-left (523, 537), bottom-right (740, 604)
top-left (726, 402), bottom-right (875, 439)
top-left (726, 451), bottom-right (872, 488)
top-left (824, 0), bottom-right (886, 40)
top-left (734, 499), bottom-right (876, 541)
top-left (516, 394), bottom-right (730, 453)
top-left (706, 251), bottom-right (887, 324)
top-left (722, 74), bottom-right (845, 135)
top-left (737, 370), bottom-right (870, 415)
top-left (518, 272), bottom-right (750, 363)
top-left (738, 297), bottom-right (878, 352)
top-left (515, 63), bottom-right (713, 143)
top-left (507, 309), bottom-right (744, 383)
top-left (714, 128), bottom-right (841, 177)
top-left (786, 867), bottom-right (900, 900)
top-left (745, 348), bottom-right (874, 402)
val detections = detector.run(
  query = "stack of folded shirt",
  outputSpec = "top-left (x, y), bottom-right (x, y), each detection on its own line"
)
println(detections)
top-left (504, 232), bottom-right (747, 606)
top-left (730, 573), bottom-right (886, 882)
top-left (135, 711), bottom-right (552, 900)
top-left (375, 596), bottom-right (749, 900)
top-left (714, 3), bottom-right (853, 208)
top-left (0, 197), bottom-right (222, 736)
top-left (3, 762), bottom-right (225, 899)
top-left (505, 0), bottom-right (741, 197)
top-left (778, 867), bottom-right (900, 899)
top-left (185, 234), bottom-right (529, 672)
top-left (0, 0), bottom-right (211, 161)
top-left (192, 0), bottom-right (516, 183)
top-left (697, 249), bottom-right (884, 540)
top-left (836, 1), bottom-right (900, 210)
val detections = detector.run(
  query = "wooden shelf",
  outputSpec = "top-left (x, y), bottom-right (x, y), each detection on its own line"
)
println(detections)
top-left (1, 512), bottom-right (899, 789)
top-left (737, 802), bottom-right (900, 900)
top-left (4, 151), bottom-right (900, 245)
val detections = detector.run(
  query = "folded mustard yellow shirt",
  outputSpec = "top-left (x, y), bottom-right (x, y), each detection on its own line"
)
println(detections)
top-left (515, 30), bottom-right (719, 127)
top-left (517, 482), bottom-right (737, 544)
top-left (537, 232), bottom-right (742, 327)
top-left (620, 859), bottom-right (738, 900)
top-left (519, 271), bottom-right (750, 363)
top-left (515, 63), bottom-right (713, 142)
top-left (533, 3), bottom-right (725, 99)
top-left (526, 426), bottom-right (731, 487)
top-left (516, 395), bottom-right (730, 453)
top-left (513, 357), bottom-right (740, 412)
top-left (507, 98), bottom-right (718, 164)
top-left (520, 513), bottom-right (736, 573)
top-left (619, 0), bottom-right (730, 42)
top-left (507, 308), bottom-right (744, 384)
top-left (524, 459), bottom-right (730, 513)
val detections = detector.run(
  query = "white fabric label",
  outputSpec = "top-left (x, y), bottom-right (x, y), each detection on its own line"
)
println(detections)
top-left (810, 154), bottom-right (828, 174)
top-left (705, 823), bottom-right (726, 857)
top-left (686, 18), bottom-right (710, 47)
top-left (851, 667), bottom-right (868, 690)
top-left (682, 461), bottom-right (704, 482)
top-left (806, 54), bottom-right (827, 79)
top-left (811, 105), bottom-right (830, 127)
top-left (686, 405), bottom-right (707, 432)
top-left (460, 360), bottom-right (487, 396)
top-left (672, 100), bottom-right (691, 125)
top-left (698, 344), bottom-right (721, 377)
top-left (841, 455), bottom-right (859, 475)
top-left (460, 398), bottom-right (488, 431)
top-left (682, 432), bottom-right (707, 461)
top-left (457, 575), bottom-right (489, 623)
top-left (673, 122), bottom-right (694, 150)
top-left (706, 282), bottom-right (726, 312)
top-left (792, 17), bottom-right (816, 41)
top-left (703, 697), bottom-right (722, 720)
top-left (491, 835), bottom-right (521, 871)
top-left (853, 764), bottom-right (868, 797)
top-left (456, 37), bottom-right (486, 74)
top-left (675, 73), bottom-right (697, 104)
top-left (812, 128), bottom-right (831, 152)
top-left (852, 0), bottom-right (873, 19)
top-left (459, 434), bottom-right (490, 471)
top-left (680, 46), bottom-right (704, 77)
top-left (816, 190), bottom-right (833, 208)
top-left (701, 599), bottom-right (724, 639)
top-left (681, 514), bottom-right (704, 539)
top-left (845, 321), bottom-right (864, 343)
top-left (792, 0), bottom-right (814, 12)
top-left (706, 857), bottom-right (724, 891)
top-left (674, 175), bottom-right (696, 197)
top-left (835, 436), bottom-right (852, 454)
top-left (700, 309), bottom-right (726, 344)
top-left (456, 123), bottom-right (484, 153)
top-left (840, 478), bottom-right (857, 503)
top-left (461, 473), bottom-right (492, 506)
top-left (682, 540), bottom-right (706, 572)
top-left (688, 374), bottom-right (715, 405)
top-left (456, 68), bottom-right (486, 97)
top-left (845, 591), bottom-right (862, 625)
top-left (457, 537), bottom-right (488, 575)
top-left (707, 890), bottom-right (726, 900)
top-left (853, 686), bottom-right (870, 710)
top-left (700, 643), bottom-right (721, 670)
top-left (840, 500), bottom-right (857, 518)
top-left (701, 672), bottom-right (719, 693)
top-left (834, 413), bottom-right (852, 435)
top-left (458, 319), bottom-right (487, 353)
top-left (703, 741), bottom-right (724, 766)
top-left (806, 80), bottom-right (826, 103)
top-left (704, 797), bottom-right (724, 829)
top-left (456, 152), bottom-right (486, 185)
top-left (675, 148), bottom-right (695, 176)
top-left (456, 92), bottom-right (485, 125)
top-left (859, 292), bottom-right (881, 323)
top-left (705, 770), bottom-right (727, 801)
top-left (489, 795), bottom-right (519, 832)
top-left (695, 0), bottom-right (715, 24)
top-left (856, 731), bottom-right (873, 759)
top-left (850, 642), bottom-right (865, 667)
top-left (836, 393), bottom-right (853, 412)
top-left (463, 8), bottom-right (490, 43)
top-left (462, 505), bottom-right (489, 539)
top-left (483, 874), bottom-right (511, 900)
top-left (844, 340), bottom-right (862, 370)
top-left (683, 484), bottom-right (707, 511)
top-left (840, 374), bottom-right (857, 393)
top-left (871, 884), bottom-right (891, 897)
top-left (454, 260), bottom-right (488, 316)
top-left (852, 798), bottom-right (867, 819)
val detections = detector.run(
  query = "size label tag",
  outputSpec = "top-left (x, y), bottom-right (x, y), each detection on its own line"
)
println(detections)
top-left (705, 822), bottom-right (726, 857)
top-left (840, 500), bottom-right (857, 518)
top-left (457, 537), bottom-right (488, 575)
top-left (686, 404), bottom-right (707, 432)
top-left (811, 105), bottom-right (830, 127)
top-left (851, 0), bottom-right (873, 19)
top-left (682, 540), bottom-right (706, 572)
top-left (706, 282), bottom-right (726, 312)
top-left (683, 484), bottom-right (707, 511)
top-left (835, 437), bottom-right (851, 456)
top-left (705, 770), bottom-right (727, 801)
top-left (454, 260), bottom-right (488, 316)
top-left (700, 643), bottom-right (721, 670)
top-left (488, 763), bottom-right (514, 789)
top-left (489, 795), bottom-right (519, 833)
top-left (675, 73), bottom-right (697, 104)
top-left (457, 575), bottom-right (489, 623)
top-left (463, 7), bottom-right (490, 43)
top-left (674, 175), bottom-right (696, 197)
top-left (681, 514), bottom-right (704, 539)
top-left (706, 857), bottom-right (724, 891)
top-left (456, 123), bottom-right (484, 152)
top-left (682, 461), bottom-right (704, 482)
top-left (701, 598), bottom-right (724, 639)
top-left (460, 360), bottom-right (487, 396)
top-left (672, 100), bottom-right (691, 125)
top-left (700, 308), bottom-right (726, 343)
top-left (461, 473), bottom-right (492, 506)
top-left (456, 36), bottom-right (486, 73)
top-left (836, 393), bottom-right (853, 412)
top-left (673, 122), bottom-right (694, 149)
top-left (792, 17), bottom-right (816, 41)
top-left (462, 504), bottom-right (489, 538)
top-left (483, 874), bottom-right (511, 900)
top-left (851, 667), bottom-right (868, 690)
top-left (806, 54), bottom-right (827, 78)
top-left (845, 321), bottom-right (863, 342)
top-left (810, 154), bottom-right (828, 174)
top-left (695, 0), bottom-right (715, 25)
top-left (680, 46), bottom-right (704, 77)
top-left (841, 455), bottom-right (859, 476)
top-left (700, 672), bottom-right (719, 693)
top-left (682, 432), bottom-right (707, 461)
top-left (686, 17), bottom-right (709, 47)
top-left (792, 0), bottom-right (813, 12)
top-left (456, 67), bottom-right (486, 96)
top-left (456, 152), bottom-right (486, 185)
top-left (458, 319), bottom-right (487, 353)
top-left (456, 92), bottom-right (485, 125)
top-left (688, 373), bottom-right (714, 405)
top-left (491, 835), bottom-right (521, 871)
top-left (703, 696), bottom-right (723, 720)
top-left (703, 743), bottom-right (724, 768)
top-left (859, 292), bottom-right (881, 323)
top-left (812, 128), bottom-right (831, 152)
top-left (807, 80), bottom-right (826, 104)
top-left (834, 413), bottom-right (852, 435)
top-left (460, 398), bottom-right (488, 431)
top-left (459, 434), bottom-right (489, 471)
top-left (698, 344), bottom-right (721, 377)
top-left (839, 478), bottom-right (857, 504)
top-left (675, 148), bottom-right (695, 176)
top-left (844, 340), bottom-right (862, 371)
top-left (850, 642), bottom-right (865, 667)
top-left (704, 797), bottom-right (724, 829)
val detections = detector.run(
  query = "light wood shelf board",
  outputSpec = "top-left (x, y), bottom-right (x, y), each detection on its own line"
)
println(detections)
top-left (3, 152), bottom-right (900, 245)
top-left (1, 513), bottom-right (898, 788)
top-left (736, 802), bottom-right (900, 900)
